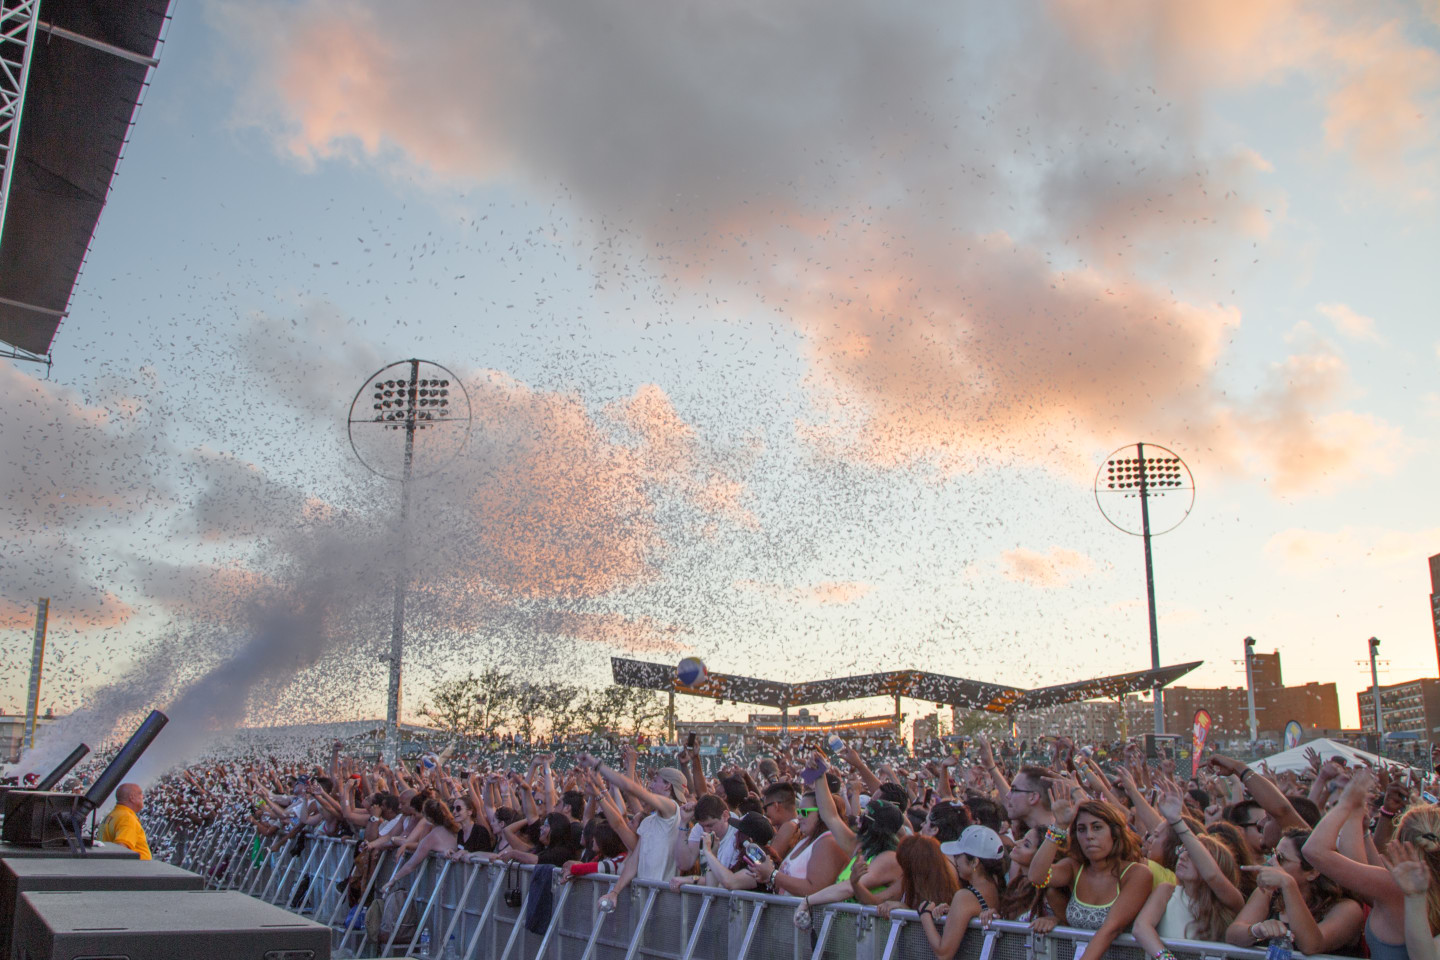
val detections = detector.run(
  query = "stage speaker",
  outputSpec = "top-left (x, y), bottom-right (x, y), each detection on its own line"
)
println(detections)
top-left (0, 794), bottom-right (89, 850)
top-left (13, 890), bottom-right (329, 960)
top-left (0, 859), bottom-right (201, 960)
top-left (0, 842), bottom-right (138, 861)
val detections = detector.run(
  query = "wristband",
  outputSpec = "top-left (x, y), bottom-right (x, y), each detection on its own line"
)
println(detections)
top-left (1154, 951), bottom-right (1178, 960)
top-left (1045, 825), bottom-right (1068, 845)
top-left (1036, 867), bottom-right (1053, 890)
top-left (1240, 769), bottom-right (1255, 784)
top-left (1379, 807), bottom-right (1399, 818)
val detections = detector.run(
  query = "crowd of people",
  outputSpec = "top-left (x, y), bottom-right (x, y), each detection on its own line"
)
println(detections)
top-left (105, 733), bottom-right (1440, 958)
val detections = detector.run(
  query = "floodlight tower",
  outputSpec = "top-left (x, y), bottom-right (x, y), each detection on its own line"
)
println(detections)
top-left (1095, 443), bottom-right (1194, 736)
top-left (349, 359), bottom-right (471, 763)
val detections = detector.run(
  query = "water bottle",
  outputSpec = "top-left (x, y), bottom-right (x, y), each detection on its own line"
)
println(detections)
top-left (1265, 933), bottom-right (1293, 960)
top-left (444, 933), bottom-right (459, 959)
top-left (417, 929), bottom-right (431, 958)
top-left (827, 735), bottom-right (845, 753)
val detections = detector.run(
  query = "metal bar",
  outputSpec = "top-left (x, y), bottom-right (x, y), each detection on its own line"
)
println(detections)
top-left (23, 597), bottom-right (47, 749)
top-left (383, 359), bottom-right (421, 764)
top-left (680, 893), bottom-right (713, 960)
top-left (1136, 441), bottom-right (1164, 735)
top-left (809, 907), bottom-right (835, 960)
top-left (0, 294), bottom-right (66, 317)
top-left (577, 882), bottom-right (611, 960)
top-left (296, 840), bottom-right (333, 915)
top-left (734, 900), bottom-right (765, 960)
top-left (879, 916), bottom-right (904, 960)
top-left (35, 20), bottom-right (159, 66)
top-left (323, 841), bottom-right (359, 929)
top-left (620, 887), bottom-right (658, 960)
top-left (529, 878), bottom-right (572, 960)
top-left (381, 856), bottom-right (429, 958)
top-left (495, 863), bottom-right (539, 960)
top-left (280, 836), bottom-right (322, 908)
top-left (402, 858), bottom-right (451, 957)
top-left (458, 863), bottom-right (507, 960)
top-left (338, 848), bottom-right (393, 954)
top-left (435, 858), bottom-right (484, 957)
top-left (0, 0), bottom-right (38, 251)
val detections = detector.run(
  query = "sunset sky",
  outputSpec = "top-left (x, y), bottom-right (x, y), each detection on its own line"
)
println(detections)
top-left (3, 0), bottom-right (1439, 743)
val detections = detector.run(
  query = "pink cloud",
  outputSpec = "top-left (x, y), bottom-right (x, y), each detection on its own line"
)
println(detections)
top-left (998, 547), bottom-right (1096, 588)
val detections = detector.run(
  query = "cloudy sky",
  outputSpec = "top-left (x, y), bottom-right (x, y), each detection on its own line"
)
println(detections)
top-left (3, 0), bottom-right (1439, 746)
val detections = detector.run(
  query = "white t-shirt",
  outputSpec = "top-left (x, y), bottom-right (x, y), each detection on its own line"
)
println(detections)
top-left (635, 807), bottom-right (681, 881)
top-left (378, 815), bottom-right (404, 837)
top-left (687, 824), bottom-right (738, 871)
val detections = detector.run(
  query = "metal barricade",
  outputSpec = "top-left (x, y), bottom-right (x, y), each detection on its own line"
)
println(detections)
top-left (171, 832), bottom-right (1342, 960)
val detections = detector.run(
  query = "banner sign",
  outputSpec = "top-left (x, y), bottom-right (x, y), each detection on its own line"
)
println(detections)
top-left (1283, 720), bottom-right (1302, 750)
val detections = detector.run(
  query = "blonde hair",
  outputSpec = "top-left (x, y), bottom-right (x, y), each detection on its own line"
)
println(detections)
top-left (1397, 804), bottom-right (1440, 935)
top-left (1179, 834), bottom-right (1241, 941)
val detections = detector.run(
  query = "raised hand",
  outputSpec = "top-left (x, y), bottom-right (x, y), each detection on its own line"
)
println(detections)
top-left (1048, 784), bottom-right (1078, 826)
top-left (1381, 840), bottom-right (1432, 896)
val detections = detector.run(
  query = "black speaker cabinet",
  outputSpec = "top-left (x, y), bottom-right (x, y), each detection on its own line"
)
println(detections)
top-left (14, 890), bottom-right (330, 960)
top-left (0, 793), bottom-right (90, 849)
top-left (0, 841), bottom-right (138, 860)
top-left (0, 859), bottom-right (202, 960)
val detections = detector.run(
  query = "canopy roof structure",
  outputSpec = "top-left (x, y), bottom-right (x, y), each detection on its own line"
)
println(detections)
top-left (611, 657), bottom-right (1202, 715)
top-left (0, 0), bottom-right (172, 363)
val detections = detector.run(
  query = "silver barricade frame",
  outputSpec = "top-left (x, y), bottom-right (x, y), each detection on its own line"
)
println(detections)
top-left (169, 832), bottom-right (1352, 960)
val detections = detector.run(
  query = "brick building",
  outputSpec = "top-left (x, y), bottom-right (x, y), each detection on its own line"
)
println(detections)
top-left (1357, 678), bottom-right (1440, 738)
top-left (1162, 650), bottom-right (1339, 739)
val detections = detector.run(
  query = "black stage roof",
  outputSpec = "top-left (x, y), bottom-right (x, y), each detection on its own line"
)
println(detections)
top-left (611, 656), bottom-right (1202, 715)
top-left (0, 0), bottom-right (171, 361)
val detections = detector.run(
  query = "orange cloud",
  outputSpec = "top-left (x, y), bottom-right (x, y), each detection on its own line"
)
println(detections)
top-left (0, 592), bottom-right (133, 631)
top-left (998, 547), bottom-right (1097, 588)
top-left (1050, 0), bottom-right (1440, 186)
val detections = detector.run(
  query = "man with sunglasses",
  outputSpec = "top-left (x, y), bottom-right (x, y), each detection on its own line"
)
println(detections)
top-left (1209, 755), bottom-right (1308, 856)
top-left (761, 782), bottom-right (801, 859)
top-left (1002, 766), bottom-right (1057, 834)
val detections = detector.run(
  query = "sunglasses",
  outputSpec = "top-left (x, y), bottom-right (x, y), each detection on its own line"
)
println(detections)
top-left (797, 807), bottom-right (818, 816)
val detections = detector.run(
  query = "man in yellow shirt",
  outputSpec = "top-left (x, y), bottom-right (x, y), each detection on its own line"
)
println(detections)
top-left (98, 783), bottom-right (151, 860)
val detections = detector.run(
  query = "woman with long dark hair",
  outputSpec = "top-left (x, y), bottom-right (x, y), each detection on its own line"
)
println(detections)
top-left (1027, 786), bottom-right (1151, 959)
top-left (502, 811), bottom-right (578, 867)
top-left (381, 799), bottom-right (459, 894)
top-left (917, 826), bottom-right (1007, 960)
top-left (1225, 827), bottom-right (1363, 955)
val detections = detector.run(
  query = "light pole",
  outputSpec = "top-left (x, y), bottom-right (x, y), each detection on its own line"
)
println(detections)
top-left (348, 359), bottom-right (471, 763)
top-left (1095, 443), bottom-right (1194, 736)
top-left (1243, 637), bottom-right (1259, 744)
top-left (1369, 637), bottom-right (1385, 743)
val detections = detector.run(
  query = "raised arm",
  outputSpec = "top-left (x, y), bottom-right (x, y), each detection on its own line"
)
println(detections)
top-left (977, 735), bottom-right (1010, 797)
top-left (1157, 784), bottom-right (1243, 911)
top-left (811, 754), bottom-right (856, 852)
top-left (1209, 755), bottom-right (1305, 833)
top-left (839, 747), bottom-right (883, 795)
top-left (1302, 768), bottom-right (1401, 905)
top-left (590, 755), bottom-right (677, 818)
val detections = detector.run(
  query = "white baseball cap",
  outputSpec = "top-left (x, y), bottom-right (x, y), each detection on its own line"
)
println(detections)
top-left (940, 825), bottom-right (1005, 860)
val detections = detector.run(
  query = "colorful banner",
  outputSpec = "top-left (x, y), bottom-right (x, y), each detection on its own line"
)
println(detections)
top-left (1283, 720), bottom-right (1303, 750)
top-left (1191, 709), bottom-right (1212, 777)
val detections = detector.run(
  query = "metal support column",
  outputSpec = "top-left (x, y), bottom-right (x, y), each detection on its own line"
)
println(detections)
top-left (383, 359), bottom-right (420, 764)
top-left (1136, 442), bottom-right (1164, 735)
top-left (24, 597), bottom-right (48, 749)
top-left (1244, 636), bottom-right (1259, 743)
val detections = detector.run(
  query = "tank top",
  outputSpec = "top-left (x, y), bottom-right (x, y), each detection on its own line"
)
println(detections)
top-left (1364, 925), bottom-right (1409, 960)
top-left (1066, 862), bottom-right (1140, 931)
top-left (780, 830), bottom-right (830, 879)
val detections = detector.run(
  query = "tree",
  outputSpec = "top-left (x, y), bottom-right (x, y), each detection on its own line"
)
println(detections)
top-left (511, 682), bottom-right (549, 745)
top-left (541, 683), bottom-right (587, 741)
top-left (620, 686), bottom-right (666, 739)
top-left (471, 667), bottom-right (519, 740)
top-left (419, 672), bottom-right (486, 739)
top-left (952, 708), bottom-right (1008, 739)
top-left (580, 685), bottom-right (632, 738)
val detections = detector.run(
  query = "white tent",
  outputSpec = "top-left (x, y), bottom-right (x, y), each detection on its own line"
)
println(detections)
top-left (1250, 737), bottom-right (1386, 773)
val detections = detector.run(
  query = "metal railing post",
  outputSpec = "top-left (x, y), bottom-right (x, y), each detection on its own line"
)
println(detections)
top-left (680, 894), bottom-right (714, 960)
top-left (434, 859), bottom-right (483, 958)
top-left (380, 856), bottom-right (430, 958)
top-left (402, 858), bottom-right (452, 958)
top-left (529, 878), bottom-right (572, 960)
top-left (458, 862), bottom-right (506, 960)
top-left (337, 848), bottom-right (394, 955)
top-left (621, 888), bottom-right (658, 960)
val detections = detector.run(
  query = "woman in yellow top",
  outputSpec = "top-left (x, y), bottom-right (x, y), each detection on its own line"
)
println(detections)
top-left (99, 783), bottom-right (151, 860)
